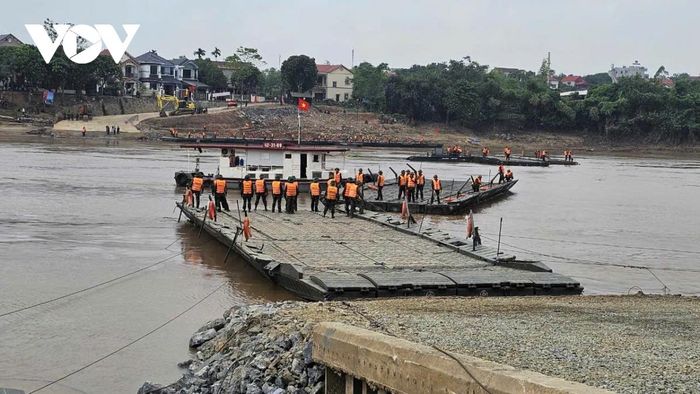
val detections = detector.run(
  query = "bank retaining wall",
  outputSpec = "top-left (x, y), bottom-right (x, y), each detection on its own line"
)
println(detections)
top-left (312, 322), bottom-right (613, 394)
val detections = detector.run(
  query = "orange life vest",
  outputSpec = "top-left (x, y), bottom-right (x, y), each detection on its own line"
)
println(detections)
top-left (498, 165), bottom-right (505, 174)
top-left (399, 175), bottom-right (407, 186)
top-left (285, 182), bottom-right (298, 197)
top-left (215, 179), bottom-right (226, 194)
top-left (377, 175), bottom-right (385, 187)
top-left (334, 172), bottom-right (341, 184)
top-left (505, 170), bottom-right (513, 179)
top-left (272, 180), bottom-right (281, 195)
top-left (416, 175), bottom-right (425, 185)
top-left (191, 177), bottom-right (203, 192)
top-left (345, 183), bottom-right (358, 198)
top-left (255, 179), bottom-right (265, 193)
top-left (326, 186), bottom-right (338, 200)
top-left (474, 177), bottom-right (482, 186)
top-left (432, 179), bottom-right (441, 190)
top-left (407, 176), bottom-right (416, 188)
top-left (242, 179), bottom-right (253, 194)
top-left (356, 172), bottom-right (364, 184)
top-left (310, 182), bottom-right (320, 196)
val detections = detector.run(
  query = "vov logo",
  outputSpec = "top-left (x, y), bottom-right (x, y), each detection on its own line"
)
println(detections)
top-left (25, 24), bottom-right (139, 64)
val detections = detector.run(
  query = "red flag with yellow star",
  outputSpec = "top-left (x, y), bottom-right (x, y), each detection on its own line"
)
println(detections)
top-left (297, 98), bottom-right (310, 112)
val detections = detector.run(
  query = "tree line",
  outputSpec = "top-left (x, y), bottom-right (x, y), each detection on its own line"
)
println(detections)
top-left (351, 60), bottom-right (700, 144)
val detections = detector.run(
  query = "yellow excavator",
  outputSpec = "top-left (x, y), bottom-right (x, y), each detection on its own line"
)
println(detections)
top-left (156, 94), bottom-right (205, 117)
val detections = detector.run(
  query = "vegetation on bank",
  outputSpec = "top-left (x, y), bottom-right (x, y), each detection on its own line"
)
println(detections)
top-left (352, 60), bottom-right (700, 144)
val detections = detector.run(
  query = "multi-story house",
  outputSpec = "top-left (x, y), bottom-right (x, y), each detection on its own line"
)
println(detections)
top-left (0, 33), bottom-right (23, 47)
top-left (135, 51), bottom-right (179, 95)
top-left (313, 64), bottom-right (353, 102)
top-left (608, 61), bottom-right (648, 83)
top-left (171, 56), bottom-right (209, 99)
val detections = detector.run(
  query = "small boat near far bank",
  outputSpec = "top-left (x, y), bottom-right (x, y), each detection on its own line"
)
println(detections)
top-left (174, 142), bottom-right (351, 191)
top-left (407, 147), bottom-right (579, 166)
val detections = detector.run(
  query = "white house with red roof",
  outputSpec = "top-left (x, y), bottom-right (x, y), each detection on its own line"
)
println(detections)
top-left (560, 74), bottom-right (588, 89)
top-left (313, 64), bottom-right (353, 102)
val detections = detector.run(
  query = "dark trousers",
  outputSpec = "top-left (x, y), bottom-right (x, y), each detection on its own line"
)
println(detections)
top-left (215, 193), bottom-right (229, 211)
top-left (417, 185), bottom-right (424, 200)
top-left (407, 187), bottom-right (415, 202)
top-left (242, 193), bottom-right (253, 211)
top-left (310, 196), bottom-right (320, 212)
top-left (323, 199), bottom-right (336, 218)
top-left (498, 173), bottom-right (504, 184)
top-left (254, 193), bottom-right (267, 210)
top-left (285, 196), bottom-right (297, 213)
top-left (472, 234), bottom-right (482, 251)
top-left (376, 186), bottom-right (383, 200)
top-left (430, 190), bottom-right (441, 204)
top-left (398, 185), bottom-right (405, 199)
top-left (193, 191), bottom-right (201, 208)
top-left (472, 184), bottom-right (480, 192)
top-left (272, 194), bottom-right (282, 212)
top-left (345, 198), bottom-right (356, 217)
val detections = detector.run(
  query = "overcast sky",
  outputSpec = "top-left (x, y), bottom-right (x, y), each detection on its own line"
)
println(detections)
top-left (2, 0), bottom-right (697, 76)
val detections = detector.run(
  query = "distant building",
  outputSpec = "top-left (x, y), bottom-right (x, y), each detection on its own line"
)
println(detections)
top-left (560, 75), bottom-right (588, 89)
top-left (547, 75), bottom-right (560, 89)
top-left (0, 33), bottom-right (23, 47)
top-left (100, 50), bottom-right (141, 96)
top-left (492, 67), bottom-right (525, 77)
top-left (313, 64), bottom-right (353, 102)
top-left (171, 56), bottom-right (209, 99)
top-left (609, 61), bottom-right (648, 83)
top-left (135, 51), bottom-right (179, 95)
top-left (212, 61), bottom-right (235, 89)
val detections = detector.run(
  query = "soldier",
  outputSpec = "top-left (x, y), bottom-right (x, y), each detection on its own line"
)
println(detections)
top-left (254, 177), bottom-right (268, 211)
top-left (323, 180), bottom-right (338, 218)
top-left (271, 176), bottom-right (283, 213)
top-left (285, 176), bottom-right (298, 214)
top-left (397, 170), bottom-right (407, 200)
top-left (375, 170), bottom-right (385, 201)
top-left (240, 175), bottom-right (254, 212)
top-left (430, 175), bottom-right (442, 204)
top-left (344, 178), bottom-right (358, 218)
top-left (214, 175), bottom-right (230, 212)
top-left (309, 177), bottom-right (321, 212)
top-left (416, 170), bottom-right (425, 200)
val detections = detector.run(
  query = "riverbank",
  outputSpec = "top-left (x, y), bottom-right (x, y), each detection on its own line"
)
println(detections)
top-left (141, 295), bottom-right (700, 394)
top-left (2, 106), bottom-right (698, 157)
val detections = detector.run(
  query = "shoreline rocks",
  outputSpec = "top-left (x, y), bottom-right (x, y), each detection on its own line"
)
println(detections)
top-left (139, 302), bottom-right (326, 394)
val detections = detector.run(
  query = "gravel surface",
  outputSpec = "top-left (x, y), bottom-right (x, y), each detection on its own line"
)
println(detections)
top-left (143, 295), bottom-right (700, 393)
top-left (307, 295), bottom-right (700, 393)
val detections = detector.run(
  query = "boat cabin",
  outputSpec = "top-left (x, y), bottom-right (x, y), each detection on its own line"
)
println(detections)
top-left (181, 142), bottom-right (348, 180)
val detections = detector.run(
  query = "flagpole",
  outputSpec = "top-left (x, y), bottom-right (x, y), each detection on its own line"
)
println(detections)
top-left (297, 107), bottom-right (301, 145)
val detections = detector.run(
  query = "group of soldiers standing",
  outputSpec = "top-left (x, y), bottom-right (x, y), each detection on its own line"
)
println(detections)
top-left (183, 163), bottom-right (513, 220)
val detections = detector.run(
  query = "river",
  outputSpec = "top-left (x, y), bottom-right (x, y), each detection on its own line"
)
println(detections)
top-left (0, 139), bottom-right (698, 393)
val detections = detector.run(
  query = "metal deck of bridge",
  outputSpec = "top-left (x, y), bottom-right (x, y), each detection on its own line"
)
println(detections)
top-left (177, 202), bottom-right (582, 300)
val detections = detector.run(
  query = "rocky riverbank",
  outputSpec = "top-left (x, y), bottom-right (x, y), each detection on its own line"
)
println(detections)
top-left (140, 295), bottom-right (700, 394)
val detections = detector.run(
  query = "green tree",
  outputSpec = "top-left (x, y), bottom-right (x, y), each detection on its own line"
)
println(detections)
top-left (352, 62), bottom-right (388, 111)
top-left (583, 73), bottom-right (612, 87)
top-left (194, 48), bottom-right (206, 59)
top-left (281, 55), bottom-right (317, 93)
top-left (259, 68), bottom-right (282, 98)
top-left (211, 47), bottom-right (221, 60)
top-left (195, 59), bottom-right (228, 89)
top-left (226, 47), bottom-right (265, 66)
top-left (229, 61), bottom-right (261, 94)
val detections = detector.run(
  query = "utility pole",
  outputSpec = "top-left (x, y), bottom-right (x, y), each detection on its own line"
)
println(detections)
top-left (496, 217), bottom-right (503, 260)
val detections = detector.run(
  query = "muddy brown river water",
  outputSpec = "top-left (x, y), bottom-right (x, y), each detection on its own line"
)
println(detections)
top-left (0, 139), bottom-right (698, 393)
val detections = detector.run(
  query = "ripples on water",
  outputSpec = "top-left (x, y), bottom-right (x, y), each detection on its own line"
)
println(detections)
top-left (0, 141), bottom-right (698, 393)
